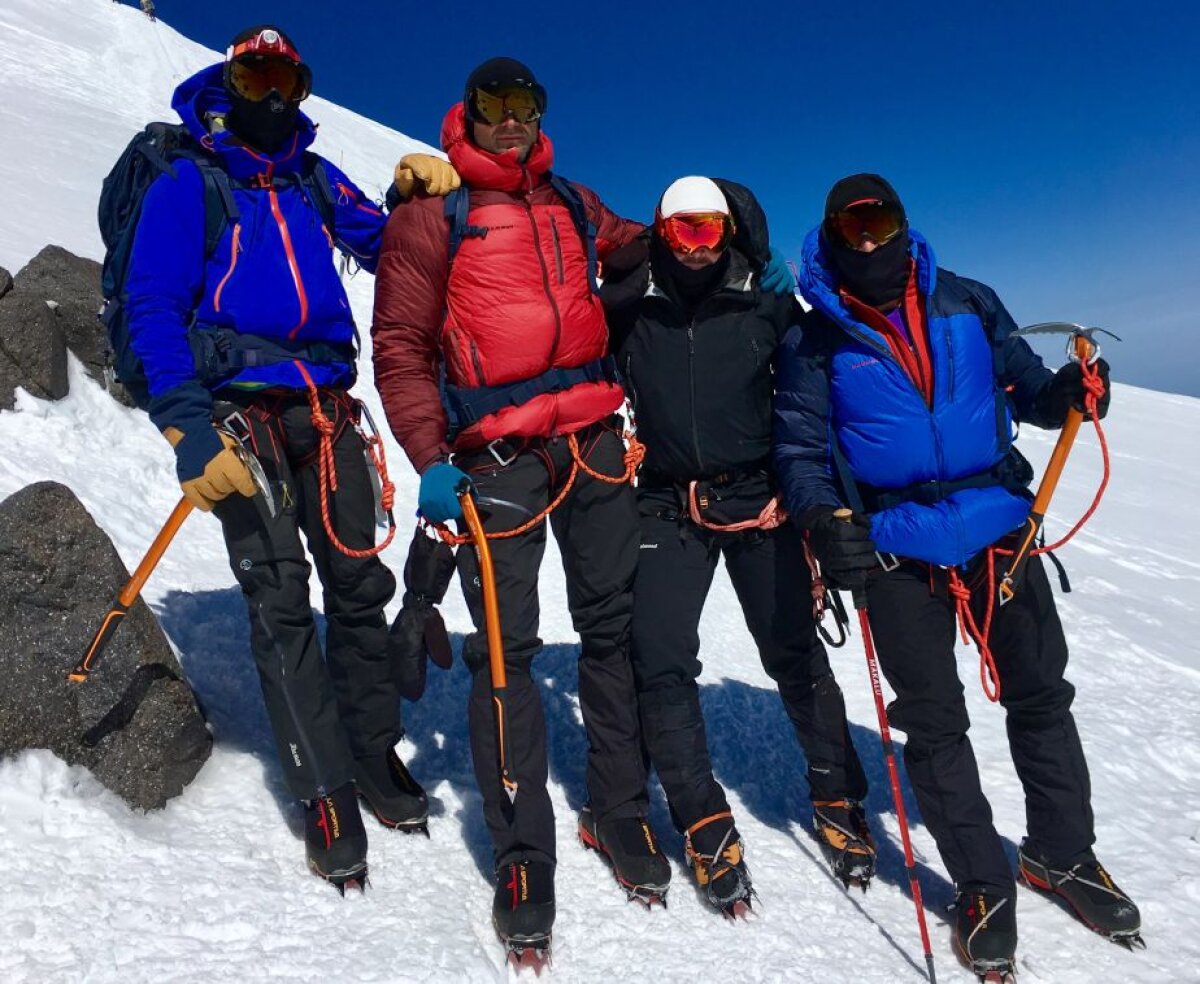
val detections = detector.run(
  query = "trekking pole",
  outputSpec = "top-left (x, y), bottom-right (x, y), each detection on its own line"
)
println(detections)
top-left (835, 508), bottom-right (936, 984)
top-left (68, 497), bottom-right (194, 683)
top-left (998, 327), bottom-right (1111, 606)
top-left (458, 482), bottom-right (518, 805)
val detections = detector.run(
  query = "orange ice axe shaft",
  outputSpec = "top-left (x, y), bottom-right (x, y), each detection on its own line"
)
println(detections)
top-left (998, 331), bottom-right (1101, 605)
top-left (459, 484), bottom-right (518, 804)
top-left (68, 497), bottom-right (194, 682)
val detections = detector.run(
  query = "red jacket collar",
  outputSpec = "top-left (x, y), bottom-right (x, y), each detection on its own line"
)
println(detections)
top-left (441, 103), bottom-right (554, 193)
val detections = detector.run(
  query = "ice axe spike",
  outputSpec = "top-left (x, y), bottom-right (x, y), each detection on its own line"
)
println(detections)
top-left (68, 497), bottom-right (194, 683)
top-left (998, 328), bottom-right (1113, 605)
top-left (458, 482), bottom-right (519, 805)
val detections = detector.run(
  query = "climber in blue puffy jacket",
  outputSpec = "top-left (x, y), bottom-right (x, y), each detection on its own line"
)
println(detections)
top-left (773, 174), bottom-right (1135, 972)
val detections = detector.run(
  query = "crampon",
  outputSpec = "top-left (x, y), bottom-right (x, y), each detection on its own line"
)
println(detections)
top-left (684, 812), bottom-right (756, 919)
top-left (813, 799), bottom-right (876, 891)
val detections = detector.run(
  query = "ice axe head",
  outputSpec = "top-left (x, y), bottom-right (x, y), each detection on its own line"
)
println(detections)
top-left (1015, 322), bottom-right (1121, 365)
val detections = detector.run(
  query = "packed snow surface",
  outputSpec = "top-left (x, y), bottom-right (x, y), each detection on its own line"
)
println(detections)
top-left (2, 2), bottom-right (1197, 981)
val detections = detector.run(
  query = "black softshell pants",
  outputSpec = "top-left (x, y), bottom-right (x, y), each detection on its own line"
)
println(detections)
top-left (454, 421), bottom-right (648, 868)
top-left (631, 487), bottom-right (867, 832)
top-left (213, 390), bottom-right (398, 802)
top-left (865, 550), bottom-right (1093, 895)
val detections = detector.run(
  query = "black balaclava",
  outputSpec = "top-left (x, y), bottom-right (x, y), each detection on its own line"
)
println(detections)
top-left (223, 25), bottom-right (305, 154)
top-left (650, 237), bottom-right (731, 313)
top-left (823, 173), bottom-right (911, 308)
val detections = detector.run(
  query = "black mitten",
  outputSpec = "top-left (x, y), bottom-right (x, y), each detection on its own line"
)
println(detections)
top-left (389, 527), bottom-right (457, 700)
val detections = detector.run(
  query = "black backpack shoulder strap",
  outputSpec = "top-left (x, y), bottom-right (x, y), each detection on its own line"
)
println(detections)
top-left (444, 185), bottom-right (490, 265)
top-left (547, 172), bottom-right (600, 293)
top-left (300, 151), bottom-right (338, 238)
top-left (190, 157), bottom-right (239, 259)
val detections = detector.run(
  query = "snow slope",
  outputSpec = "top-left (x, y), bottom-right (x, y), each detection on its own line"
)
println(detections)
top-left (2, 3), bottom-right (1198, 982)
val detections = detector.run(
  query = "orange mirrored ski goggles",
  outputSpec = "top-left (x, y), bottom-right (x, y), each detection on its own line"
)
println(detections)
top-left (828, 200), bottom-right (906, 249)
top-left (467, 82), bottom-right (546, 125)
top-left (655, 211), bottom-right (734, 255)
top-left (227, 54), bottom-right (311, 103)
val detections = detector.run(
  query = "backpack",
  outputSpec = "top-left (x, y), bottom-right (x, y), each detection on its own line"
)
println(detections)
top-left (98, 122), bottom-right (338, 407)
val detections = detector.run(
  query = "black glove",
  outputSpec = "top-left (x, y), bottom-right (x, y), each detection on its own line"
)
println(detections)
top-left (802, 506), bottom-right (879, 591)
top-left (1040, 358), bottom-right (1111, 426)
top-left (389, 527), bottom-right (457, 701)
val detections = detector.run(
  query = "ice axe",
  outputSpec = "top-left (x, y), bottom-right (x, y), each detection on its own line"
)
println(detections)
top-left (68, 496), bottom-right (194, 683)
top-left (833, 508), bottom-right (937, 984)
top-left (69, 426), bottom-right (277, 683)
top-left (997, 323), bottom-right (1118, 606)
top-left (457, 481), bottom-right (519, 805)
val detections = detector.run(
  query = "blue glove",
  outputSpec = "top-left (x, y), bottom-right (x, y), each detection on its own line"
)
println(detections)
top-left (418, 462), bottom-right (471, 524)
top-left (759, 246), bottom-right (795, 296)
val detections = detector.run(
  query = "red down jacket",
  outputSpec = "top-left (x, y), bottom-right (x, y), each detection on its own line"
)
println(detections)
top-left (372, 104), bottom-right (644, 473)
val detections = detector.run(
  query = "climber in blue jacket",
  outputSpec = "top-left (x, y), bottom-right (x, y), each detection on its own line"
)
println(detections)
top-left (773, 173), bottom-right (1139, 973)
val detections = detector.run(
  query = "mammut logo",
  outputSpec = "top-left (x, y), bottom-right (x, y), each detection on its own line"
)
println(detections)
top-left (289, 743), bottom-right (301, 766)
top-left (480, 224), bottom-right (517, 233)
top-left (520, 865), bottom-right (529, 902)
top-left (850, 358), bottom-right (880, 370)
top-left (640, 543), bottom-right (659, 550)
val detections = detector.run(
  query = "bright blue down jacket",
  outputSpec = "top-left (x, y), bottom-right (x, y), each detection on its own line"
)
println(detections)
top-left (124, 63), bottom-right (385, 478)
top-left (773, 227), bottom-right (1059, 568)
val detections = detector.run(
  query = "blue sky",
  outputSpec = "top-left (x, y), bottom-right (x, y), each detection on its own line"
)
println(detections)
top-left (150, 0), bottom-right (1198, 395)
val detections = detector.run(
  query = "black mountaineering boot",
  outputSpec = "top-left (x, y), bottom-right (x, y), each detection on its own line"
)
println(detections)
top-left (578, 804), bottom-right (672, 906)
top-left (493, 857), bottom-right (555, 966)
top-left (953, 890), bottom-right (1017, 981)
top-left (354, 747), bottom-right (429, 834)
top-left (304, 782), bottom-right (368, 894)
top-left (684, 811), bottom-right (754, 917)
top-left (1019, 844), bottom-right (1143, 949)
top-left (813, 799), bottom-right (877, 889)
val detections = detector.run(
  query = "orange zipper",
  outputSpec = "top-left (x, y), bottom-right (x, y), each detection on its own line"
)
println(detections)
top-left (213, 223), bottom-right (241, 312)
top-left (265, 181), bottom-right (309, 339)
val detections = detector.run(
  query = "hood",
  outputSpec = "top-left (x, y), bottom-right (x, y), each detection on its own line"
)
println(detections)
top-left (440, 102), bottom-right (554, 193)
top-left (171, 63), bottom-right (317, 179)
top-left (797, 223), bottom-right (938, 333)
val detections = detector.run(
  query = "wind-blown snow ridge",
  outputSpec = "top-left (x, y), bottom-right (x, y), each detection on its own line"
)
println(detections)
top-left (1, 2), bottom-right (1198, 982)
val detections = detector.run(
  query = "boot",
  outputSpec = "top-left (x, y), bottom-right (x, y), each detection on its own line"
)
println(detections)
top-left (493, 856), bottom-right (555, 959)
top-left (953, 890), bottom-right (1017, 979)
top-left (684, 811), bottom-right (754, 916)
top-left (813, 799), bottom-right (876, 889)
top-left (578, 804), bottom-right (671, 905)
top-left (354, 746), bottom-right (429, 834)
top-left (1018, 843), bottom-right (1143, 948)
top-left (304, 782), bottom-right (368, 893)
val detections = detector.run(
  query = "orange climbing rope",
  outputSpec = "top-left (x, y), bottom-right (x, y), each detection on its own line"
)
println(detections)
top-left (434, 427), bottom-right (645, 547)
top-left (950, 354), bottom-right (1110, 702)
top-left (294, 360), bottom-right (397, 559)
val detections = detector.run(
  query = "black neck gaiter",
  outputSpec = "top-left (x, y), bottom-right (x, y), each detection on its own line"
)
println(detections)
top-left (828, 230), bottom-right (911, 308)
top-left (225, 91), bottom-right (300, 154)
top-left (652, 239), bottom-right (731, 313)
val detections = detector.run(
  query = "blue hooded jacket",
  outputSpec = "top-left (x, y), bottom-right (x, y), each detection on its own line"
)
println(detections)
top-left (773, 226), bottom-right (1058, 568)
top-left (124, 63), bottom-right (386, 479)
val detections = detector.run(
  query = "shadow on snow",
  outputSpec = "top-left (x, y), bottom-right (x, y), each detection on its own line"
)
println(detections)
top-left (156, 586), bottom-right (1019, 935)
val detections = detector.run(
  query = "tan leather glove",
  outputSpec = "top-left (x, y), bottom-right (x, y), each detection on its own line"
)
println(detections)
top-left (392, 153), bottom-right (461, 199)
top-left (163, 427), bottom-right (258, 512)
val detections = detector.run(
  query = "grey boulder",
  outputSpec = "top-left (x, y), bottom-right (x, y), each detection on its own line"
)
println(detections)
top-left (0, 482), bottom-right (211, 810)
top-left (0, 290), bottom-right (68, 409)
top-left (13, 246), bottom-right (126, 400)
